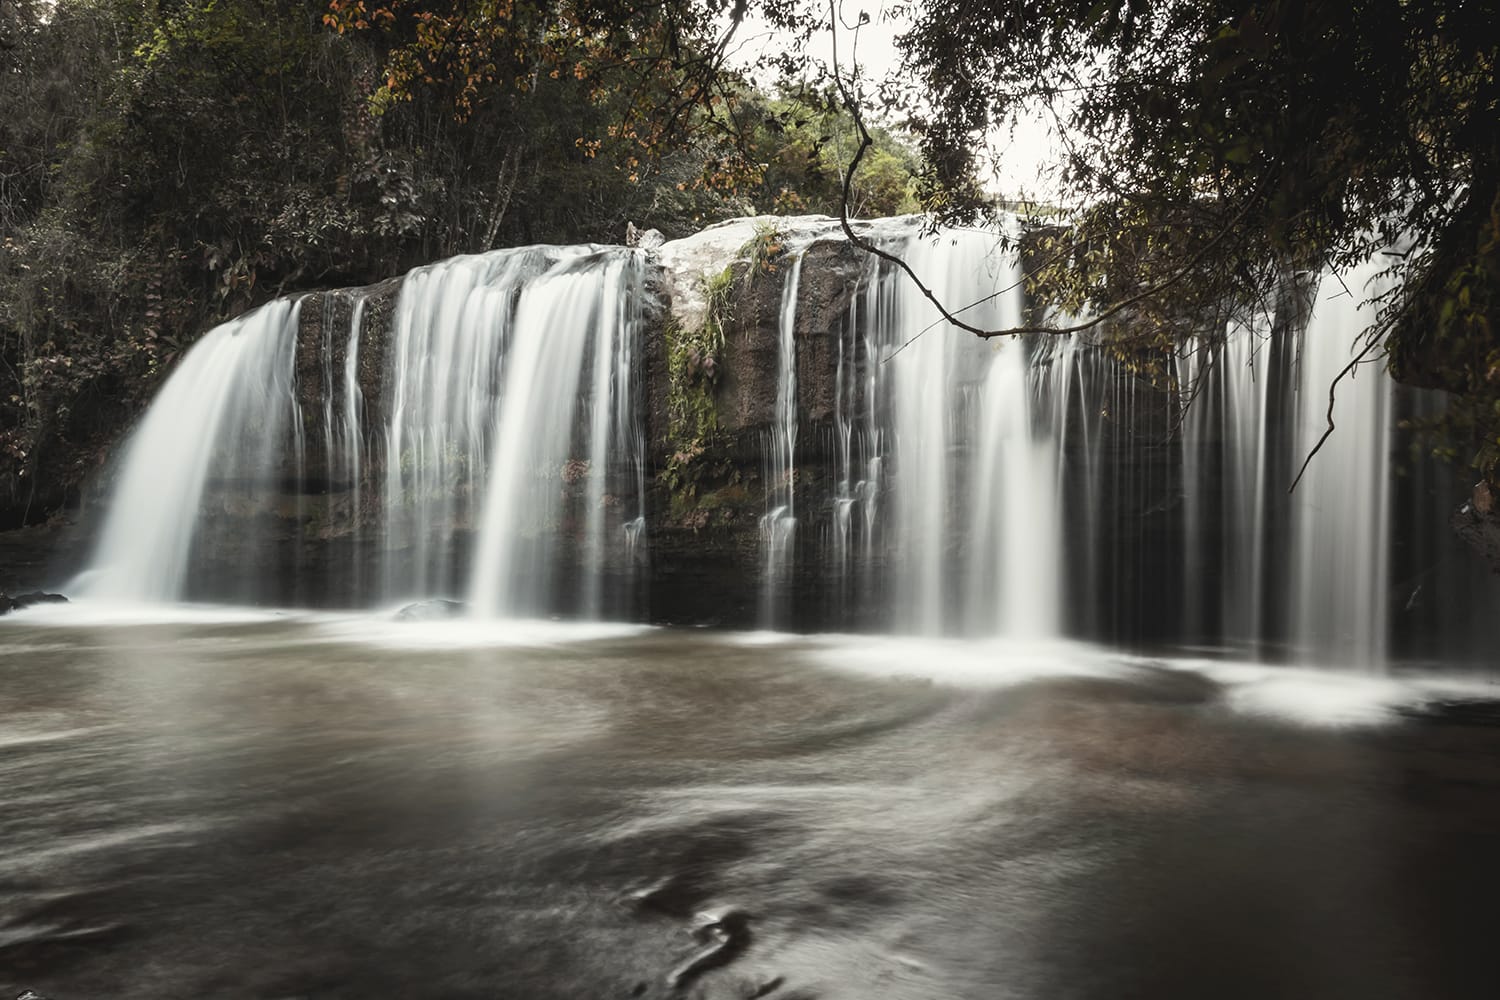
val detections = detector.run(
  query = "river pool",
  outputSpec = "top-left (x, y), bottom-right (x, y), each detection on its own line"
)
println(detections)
top-left (3, 607), bottom-right (1499, 999)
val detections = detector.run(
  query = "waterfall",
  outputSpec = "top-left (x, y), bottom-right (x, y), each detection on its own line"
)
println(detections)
top-left (77, 246), bottom-right (646, 616)
top-left (77, 299), bottom-right (302, 602)
top-left (381, 250), bottom-right (532, 601)
top-left (969, 339), bottom-right (1061, 637)
top-left (370, 245), bottom-right (647, 615)
top-left (340, 293), bottom-right (367, 598)
top-left (1179, 316), bottom-right (1279, 654)
top-left (1175, 262), bottom-right (1399, 666)
top-left (70, 216), bottom-right (1489, 664)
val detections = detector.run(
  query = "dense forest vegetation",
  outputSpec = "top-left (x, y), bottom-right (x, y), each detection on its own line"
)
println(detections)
top-left (2, 0), bottom-right (1496, 540)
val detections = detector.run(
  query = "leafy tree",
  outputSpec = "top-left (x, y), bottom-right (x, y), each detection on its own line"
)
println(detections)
top-left (737, 82), bottom-right (920, 217)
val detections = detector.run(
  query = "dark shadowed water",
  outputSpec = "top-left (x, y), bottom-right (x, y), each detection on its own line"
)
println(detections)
top-left (3, 608), bottom-right (1500, 999)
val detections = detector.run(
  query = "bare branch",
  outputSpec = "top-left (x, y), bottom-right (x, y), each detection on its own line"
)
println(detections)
top-left (1287, 335), bottom-right (1384, 493)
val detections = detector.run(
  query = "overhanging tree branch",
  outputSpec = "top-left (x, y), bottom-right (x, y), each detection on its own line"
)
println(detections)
top-left (826, 0), bottom-right (1267, 343)
top-left (1288, 333), bottom-right (1384, 494)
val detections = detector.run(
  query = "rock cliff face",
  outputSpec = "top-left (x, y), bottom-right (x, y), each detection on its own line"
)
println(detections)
top-left (644, 217), bottom-right (875, 627)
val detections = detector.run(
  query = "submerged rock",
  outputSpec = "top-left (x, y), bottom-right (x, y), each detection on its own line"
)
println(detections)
top-left (394, 598), bottom-right (466, 621)
top-left (0, 591), bottom-right (68, 615)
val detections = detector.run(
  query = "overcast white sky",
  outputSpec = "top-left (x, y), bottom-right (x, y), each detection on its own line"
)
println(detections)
top-left (727, 0), bottom-right (1064, 202)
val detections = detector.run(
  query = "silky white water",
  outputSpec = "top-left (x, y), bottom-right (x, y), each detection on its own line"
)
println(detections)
top-left (467, 250), bottom-right (644, 617)
top-left (1289, 262), bottom-right (1393, 666)
top-left (824, 225), bottom-right (1064, 638)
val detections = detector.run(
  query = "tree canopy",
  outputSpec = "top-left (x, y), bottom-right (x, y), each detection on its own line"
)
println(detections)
top-left (889, 0), bottom-right (1498, 480)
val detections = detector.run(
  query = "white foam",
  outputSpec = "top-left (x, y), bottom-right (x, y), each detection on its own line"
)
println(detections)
top-left (0, 599), bottom-right (298, 627)
top-left (801, 633), bottom-right (1133, 688)
top-left (1144, 655), bottom-right (1500, 728)
top-left (311, 613), bottom-right (654, 650)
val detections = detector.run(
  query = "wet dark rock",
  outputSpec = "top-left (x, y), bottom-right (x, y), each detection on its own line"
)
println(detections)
top-left (1452, 494), bottom-right (1500, 573)
top-left (0, 591), bottom-right (68, 615)
top-left (394, 598), bottom-right (465, 621)
top-left (669, 907), bottom-right (752, 990)
top-left (747, 975), bottom-right (785, 999)
top-left (1401, 698), bottom-right (1500, 727)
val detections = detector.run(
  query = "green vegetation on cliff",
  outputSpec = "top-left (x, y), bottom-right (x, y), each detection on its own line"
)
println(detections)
top-left (660, 223), bottom-right (786, 530)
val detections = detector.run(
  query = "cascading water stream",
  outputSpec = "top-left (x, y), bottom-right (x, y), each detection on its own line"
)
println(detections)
top-left (969, 340), bottom-right (1061, 637)
top-left (1175, 261), bottom-right (1399, 666)
top-left (759, 252), bottom-right (804, 627)
top-left (1179, 316), bottom-right (1278, 653)
top-left (340, 293), bottom-right (367, 596)
top-left (382, 250), bottom-right (529, 601)
top-left (829, 224), bottom-right (1065, 639)
top-left (467, 251), bottom-right (644, 618)
top-left (77, 245), bottom-right (645, 616)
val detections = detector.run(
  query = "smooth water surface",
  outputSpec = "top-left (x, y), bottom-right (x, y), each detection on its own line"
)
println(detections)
top-left (3, 611), bottom-right (1499, 999)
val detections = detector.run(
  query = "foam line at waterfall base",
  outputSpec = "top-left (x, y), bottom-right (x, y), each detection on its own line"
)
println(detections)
top-left (6, 601), bottom-right (1497, 728)
top-left (0, 597), bottom-right (653, 648)
top-left (0, 597), bottom-right (302, 627)
top-left (775, 631), bottom-right (1500, 729)
top-left (313, 610), bottom-right (655, 649)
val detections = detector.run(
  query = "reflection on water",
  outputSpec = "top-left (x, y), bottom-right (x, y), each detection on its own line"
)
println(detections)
top-left (2, 612), bottom-right (1500, 999)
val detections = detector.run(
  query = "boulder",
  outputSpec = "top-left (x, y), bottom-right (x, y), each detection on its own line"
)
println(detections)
top-left (0, 591), bottom-right (68, 615)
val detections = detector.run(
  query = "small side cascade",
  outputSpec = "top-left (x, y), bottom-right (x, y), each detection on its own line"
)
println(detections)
top-left (77, 299), bottom-right (303, 602)
top-left (339, 294), bottom-right (368, 596)
top-left (828, 250), bottom-right (887, 622)
top-left (758, 252), bottom-right (804, 627)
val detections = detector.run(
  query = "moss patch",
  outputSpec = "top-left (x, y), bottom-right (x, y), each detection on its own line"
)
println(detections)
top-left (659, 224), bottom-right (787, 528)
